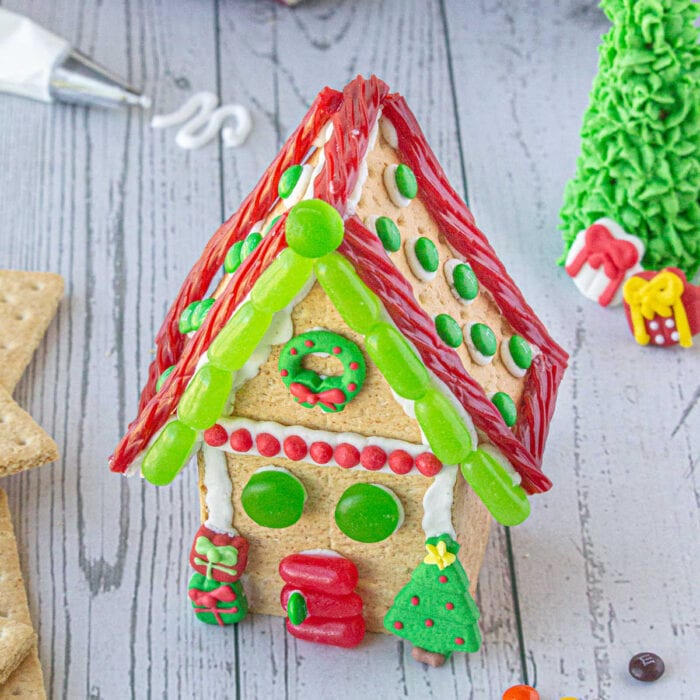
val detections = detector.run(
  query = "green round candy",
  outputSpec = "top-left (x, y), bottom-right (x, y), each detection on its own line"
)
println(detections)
top-left (155, 365), bottom-right (175, 392)
top-left (375, 217), bottom-right (401, 252)
top-left (265, 215), bottom-right (281, 233)
top-left (452, 263), bottom-right (479, 301)
top-left (178, 301), bottom-right (197, 334)
top-left (241, 468), bottom-right (306, 528)
top-left (191, 298), bottom-right (215, 329)
top-left (241, 232), bottom-right (262, 260)
top-left (460, 450), bottom-right (530, 526)
top-left (508, 335), bottom-right (532, 370)
top-left (286, 591), bottom-right (308, 626)
top-left (414, 237), bottom-right (439, 273)
top-left (285, 199), bottom-right (344, 258)
top-left (335, 483), bottom-right (402, 543)
top-left (224, 241), bottom-right (244, 273)
top-left (178, 364), bottom-right (233, 430)
top-left (435, 314), bottom-right (463, 348)
top-left (395, 164), bottom-right (417, 199)
top-left (141, 420), bottom-right (197, 486)
top-left (470, 323), bottom-right (497, 357)
top-left (279, 165), bottom-right (304, 199)
top-left (492, 391), bottom-right (517, 426)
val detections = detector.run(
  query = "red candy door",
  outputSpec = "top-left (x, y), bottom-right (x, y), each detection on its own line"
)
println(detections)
top-left (279, 550), bottom-right (366, 648)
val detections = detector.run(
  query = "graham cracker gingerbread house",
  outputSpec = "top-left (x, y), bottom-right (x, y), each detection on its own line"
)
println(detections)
top-left (110, 76), bottom-right (568, 666)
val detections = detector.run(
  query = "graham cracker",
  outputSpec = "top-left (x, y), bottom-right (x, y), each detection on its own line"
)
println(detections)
top-left (0, 385), bottom-right (58, 478)
top-left (0, 489), bottom-right (45, 698)
top-left (0, 271), bottom-right (63, 394)
top-left (0, 619), bottom-right (35, 685)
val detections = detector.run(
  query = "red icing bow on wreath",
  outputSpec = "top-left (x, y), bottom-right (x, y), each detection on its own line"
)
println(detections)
top-left (289, 383), bottom-right (346, 411)
top-left (188, 585), bottom-right (237, 626)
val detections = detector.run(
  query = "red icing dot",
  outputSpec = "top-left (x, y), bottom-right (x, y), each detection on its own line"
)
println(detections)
top-left (230, 429), bottom-right (253, 452)
top-left (439, 575), bottom-right (448, 583)
top-left (283, 435), bottom-right (308, 461)
top-left (256, 433), bottom-right (281, 457)
top-left (425, 619), bottom-right (434, 628)
top-left (310, 441), bottom-right (333, 464)
top-left (335, 443), bottom-right (360, 468)
top-left (348, 382), bottom-right (357, 392)
top-left (360, 445), bottom-right (386, 471)
top-left (332, 346), bottom-right (341, 354)
top-left (349, 362), bottom-right (359, 370)
top-left (290, 347), bottom-right (298, 355)
top-left (410, 596), bottom-right (419, 606)
top-left (203, 424), bottom-right (227, 447)
top-left (455, 637), bottom-right (464, 646)
top-left (304, 339), bottom-right (314, 347)
top-left (393, 621), bottom-right (404, 630)
top-left (388, 450), bottom-right (413, 474)
top-left (415, 453), bottom-right (442, 477)
top-left (446, 602), bottom-right (454, 610)
top-left (280, 369), bottom-right (289, 377)
top-left (232, 607), bottom-right (239, 614)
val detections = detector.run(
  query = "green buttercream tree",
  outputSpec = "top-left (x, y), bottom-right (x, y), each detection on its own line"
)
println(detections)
top-left (384, 535), bottom-right (481, 666)
top-left (560, 0), bottom-right (700, 278)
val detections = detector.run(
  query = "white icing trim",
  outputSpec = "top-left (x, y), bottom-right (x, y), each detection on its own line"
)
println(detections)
top-left (383, 164), bottom-right (412, 208)
top-left (405, 236), bottom-right (437, 282)
top-left (212, 416), bottom-right (436, 475)
top-left (346, 108), bottom-right (381, 215)
top-left (422, 464), bottom-right (458, 539)
top-left (379, 116), bottom-right (398, 149)
top-left (464, 321), bottom-right (496, 366)
top-left (202, 444), bottom-right (236, 533)
top-left (282, 163), bottom-right (314, 209)
top-left (444, 258), bottom-right (477, 306)
top-left (312, 121), bottom-right (334, 148)
top-left (500, 336), bottom-right (535, 379)
top-left (565, 217), bottom-right (644, 307)
top-left (300, 548), bottom-right (342, 557)
top-left (478, 442), bottom-right (521, 486)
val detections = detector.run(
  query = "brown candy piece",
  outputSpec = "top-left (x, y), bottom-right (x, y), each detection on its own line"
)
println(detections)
top-left (629, 652), bottom-right (665, 682)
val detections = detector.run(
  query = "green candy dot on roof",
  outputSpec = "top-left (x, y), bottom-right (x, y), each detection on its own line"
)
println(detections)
top-left (155, 365), bottom-right (175, 392)
top-left (435, 313), bottom-right (463, 348)
top-left (508, 335), bottom-right (532, 370)
top-left (265, 215), bottom-right (282, 233)
top-left (491, 392), bottom-right (517, 427)
top-left (179, 298), bottom-right (215, 334)
top-left (241, 232), bottom-right (262, 260)
top-left (285, 199), bottom-right (344, 258)
top-left (470, 322), bottom-right (497, 357)
top-left (335, 483), bottom-right (402, 543)
top-left (279, 164), bottom-right (304, 199)
top-left (375, 216), bottom-right (401, 252)
top-left (395, 164), bottom-right (418, 200)
top-left (414, 237), bottom-right (439, 272)
top-left (452, 263), bottom-right (479, 301)
top-left (224, 241), bottom-right (244, 274)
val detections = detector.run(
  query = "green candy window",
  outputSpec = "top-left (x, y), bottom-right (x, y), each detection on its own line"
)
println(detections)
top-left (241, 467), bottom-right (307, 528)
top-left (334, 483), bottom-right (404, 543)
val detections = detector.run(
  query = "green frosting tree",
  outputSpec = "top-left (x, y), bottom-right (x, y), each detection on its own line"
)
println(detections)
top-left (384, 535), bottom-right (481, 665)
top-left (560, 0), bottom-right (700, 278)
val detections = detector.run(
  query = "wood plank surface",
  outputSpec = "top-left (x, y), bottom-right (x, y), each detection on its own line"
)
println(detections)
top-left (0, 1), bottom-right (697, 698)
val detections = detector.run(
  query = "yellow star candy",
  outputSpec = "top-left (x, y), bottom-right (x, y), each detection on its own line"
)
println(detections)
top-left (423, 540), bottom-right (456, 570)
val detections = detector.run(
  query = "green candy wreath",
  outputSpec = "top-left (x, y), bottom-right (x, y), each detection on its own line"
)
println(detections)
top-left (278, 330), bottom-right (366, 413)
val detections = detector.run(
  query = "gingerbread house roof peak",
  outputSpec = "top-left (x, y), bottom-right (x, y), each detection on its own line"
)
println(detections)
top-left (110, 75), bottom-right (567, 525)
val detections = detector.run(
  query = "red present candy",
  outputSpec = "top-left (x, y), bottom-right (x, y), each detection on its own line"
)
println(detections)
top-left (189, 524), bottom-right (249, 583)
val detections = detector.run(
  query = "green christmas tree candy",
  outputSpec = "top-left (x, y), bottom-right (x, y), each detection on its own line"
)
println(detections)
top-left (560, 0), bottom-right (700, 278)
top-left (384, 534), bottom-right (481, 664)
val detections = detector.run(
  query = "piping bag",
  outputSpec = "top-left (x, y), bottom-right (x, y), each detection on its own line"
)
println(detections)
top-left (0, 7), bottom-right (150, 109)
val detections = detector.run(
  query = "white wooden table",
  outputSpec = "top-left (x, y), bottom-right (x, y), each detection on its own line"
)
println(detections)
top-left (1, 1), bottom-right (698, 698)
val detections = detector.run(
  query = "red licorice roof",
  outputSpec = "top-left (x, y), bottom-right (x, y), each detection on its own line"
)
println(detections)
top-left (110, 75), bottom-right (567, 495)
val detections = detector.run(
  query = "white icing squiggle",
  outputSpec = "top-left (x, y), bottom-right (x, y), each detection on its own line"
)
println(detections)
top-left (464, 321), bottom-right (494, 366)
top-left (405, 236), bottom-right (437, 282)
top-left (422, 464), bottom-right (458, 539)
top-left (151, 91), bottom-right (252, 150)
top-left (346, 110), bottom-right (381, 215)
top-left (203, 444), bottom-right (235, 533)
top-left (444, 259), bottom-right (477, 306)
top-left (383, 164), bottom-right (412, 208)
top-left (379, 116), bottom-right (398, 149)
